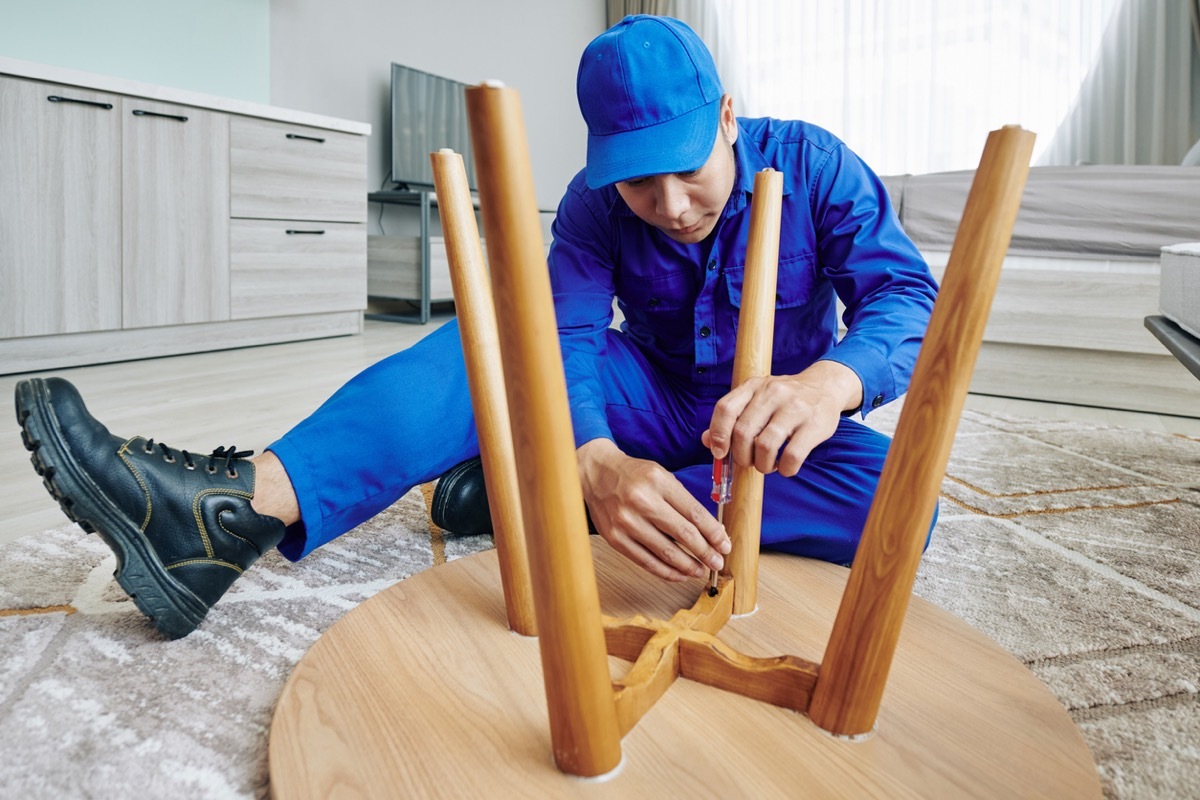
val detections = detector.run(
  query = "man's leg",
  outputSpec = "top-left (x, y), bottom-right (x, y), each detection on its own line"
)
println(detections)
top-left (671, 417), bottom-right (937, 564)
top-left (268, 320), bottom-right (480, 560)
top-left (15, 319), bottom-right (480, 637)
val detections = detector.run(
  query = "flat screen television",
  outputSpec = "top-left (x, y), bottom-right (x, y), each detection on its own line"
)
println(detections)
top-left (390, 63), bottom-right (477, 191)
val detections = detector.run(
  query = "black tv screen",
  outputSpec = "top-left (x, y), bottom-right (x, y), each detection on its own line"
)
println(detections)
top-left (390, 63), bottom-right (476, 191)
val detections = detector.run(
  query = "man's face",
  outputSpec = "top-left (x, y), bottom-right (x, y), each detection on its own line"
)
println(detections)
top-left (614, 96), bottom-right (738, 245)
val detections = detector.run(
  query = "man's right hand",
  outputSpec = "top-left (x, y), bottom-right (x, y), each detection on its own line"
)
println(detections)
top-left (576, 438), bottom-right (730, 582)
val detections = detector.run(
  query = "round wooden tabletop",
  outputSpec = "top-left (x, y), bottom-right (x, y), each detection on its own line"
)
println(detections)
top-left (269, 542), bottom-right (1101, 798)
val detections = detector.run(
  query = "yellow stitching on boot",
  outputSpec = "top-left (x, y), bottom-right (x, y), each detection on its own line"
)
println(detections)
top-left (117, 438), bottom-right (153, 532)
top-left (192, 488), bottom-right (255, 556)
top-left (118, 438), bottom-right (258, 555)
top-left (218, 514), bottom-right (256, 549)
top-left (210, 491), bottom-right (257, 549)
top-left (165, 558), bottom-right (244, 574)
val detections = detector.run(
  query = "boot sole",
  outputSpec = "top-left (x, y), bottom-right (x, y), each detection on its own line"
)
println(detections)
top-left (15, 379), bottom-right (210, 639)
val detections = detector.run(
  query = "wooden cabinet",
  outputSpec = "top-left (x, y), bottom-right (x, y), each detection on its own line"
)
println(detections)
top-left (0, 58), bottom-right (371, 374)
top-left (0, 77), bottom-right (122, 338)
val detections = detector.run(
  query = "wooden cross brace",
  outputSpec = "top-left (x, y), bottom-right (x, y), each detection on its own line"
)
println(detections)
top-left (603, 579), bottom-right (820, 736)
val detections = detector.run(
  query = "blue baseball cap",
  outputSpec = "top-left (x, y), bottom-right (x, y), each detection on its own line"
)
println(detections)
top-left (577, 15), bottom-right (724, 189)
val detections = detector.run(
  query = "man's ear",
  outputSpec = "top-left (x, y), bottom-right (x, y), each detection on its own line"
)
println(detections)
top-left (720, 94), bottom-right (738, 144)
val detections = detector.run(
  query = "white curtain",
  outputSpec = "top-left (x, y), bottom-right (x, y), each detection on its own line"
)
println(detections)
top-left (1039, 0), bottom-right (1200, 165)
top-left (608, 0), bottom-right (675, 25)
top-left (606, 0), bottom-right (722, 41)
top-left (698, 0), bottom-right (1130, 175)
top-left (601, 0), bottom-right (1198, 174)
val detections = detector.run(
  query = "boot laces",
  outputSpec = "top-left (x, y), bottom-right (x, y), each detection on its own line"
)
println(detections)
top-left (210, 445), bottom-right (253, 479)
top-left (142, 438), bottom-right (253, 479)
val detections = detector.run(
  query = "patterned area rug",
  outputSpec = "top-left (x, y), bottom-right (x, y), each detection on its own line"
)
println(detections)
top-left (1, 408), bottom-right (1198, 798)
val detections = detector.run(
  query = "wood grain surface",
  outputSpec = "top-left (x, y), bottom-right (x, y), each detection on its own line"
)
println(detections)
top-left (269, 542), bottom-right (1102, 799)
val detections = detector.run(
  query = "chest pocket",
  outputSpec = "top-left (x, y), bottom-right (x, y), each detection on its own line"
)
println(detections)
top-left (724, 252), bottom-right (816, 309)
top-left (616, 269), bottom-right (697, 315)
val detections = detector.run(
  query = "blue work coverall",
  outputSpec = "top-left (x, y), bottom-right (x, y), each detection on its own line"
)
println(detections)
top-left (269, 118), bottom-right (939, 564)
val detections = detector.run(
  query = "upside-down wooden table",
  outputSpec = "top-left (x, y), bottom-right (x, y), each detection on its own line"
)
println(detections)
top-left (268, 85), bottom-right (1102, 798)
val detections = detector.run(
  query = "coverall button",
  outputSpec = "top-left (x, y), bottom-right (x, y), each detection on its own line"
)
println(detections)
top-left (872, 394), bottom-right (884, 408)
top-left (648, 297), bottom-right (660, 308)
top-left (699, 326), bottom-right (711, 338)
top-left (707, 259), bottom-right (717, 271)
top-left (696, 366), bottom-right (707, 374)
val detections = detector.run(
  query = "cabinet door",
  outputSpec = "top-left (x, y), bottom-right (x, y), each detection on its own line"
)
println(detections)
top-left (122, 98), bottom-right (230, 328)
top-left (0, 77), bottom-right (122, 338)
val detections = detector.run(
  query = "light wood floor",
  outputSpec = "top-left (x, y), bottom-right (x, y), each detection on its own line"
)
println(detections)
top-left (4, 317), bottom-right (1199, 547)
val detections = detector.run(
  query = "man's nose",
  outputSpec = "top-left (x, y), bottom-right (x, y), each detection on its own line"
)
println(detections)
top-left (656, 178), bottom-right (689, 220)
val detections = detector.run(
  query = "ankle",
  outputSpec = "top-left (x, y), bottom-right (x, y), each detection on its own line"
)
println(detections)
top-left (249, 451), bottom-right (301, 526)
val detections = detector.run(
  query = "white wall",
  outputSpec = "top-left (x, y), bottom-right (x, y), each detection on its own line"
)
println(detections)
top-left (270, 0), bottom-right (605, 228)
top-left (0, 0), bottom-right (270, 102)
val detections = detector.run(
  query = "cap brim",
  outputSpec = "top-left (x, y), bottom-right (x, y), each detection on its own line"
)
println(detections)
top-left (584, 98), bottom-right (720, 190)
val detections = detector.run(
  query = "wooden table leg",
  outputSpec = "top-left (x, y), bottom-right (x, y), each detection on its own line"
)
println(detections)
top-left (809, 125), bottom-right (1036, 737)
top-left (430, 148), bottom-right (537, 637)
top-left (464, 83), bottom-right (622, 778)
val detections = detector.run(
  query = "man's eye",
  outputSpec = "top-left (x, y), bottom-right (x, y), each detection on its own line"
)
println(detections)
top-left (676, 169), bottom-right (700, 178)
top-left (623, 177), bottom-right (648, 187)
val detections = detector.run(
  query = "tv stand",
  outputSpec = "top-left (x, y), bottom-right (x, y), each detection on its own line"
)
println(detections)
top-left (367, 188), bottom-right (437, 324)
top-left (367, 187), bottom-right (546, 325)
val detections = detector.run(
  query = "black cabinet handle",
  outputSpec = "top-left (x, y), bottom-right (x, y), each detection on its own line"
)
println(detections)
top-left (47, 95), bottom-right (113, 110)
top-left (286, 229), bottom-right (326, 235)
top-left (286, 133), bottom-right (326, 144)
top-left (131, 109), bottom-right (188, 122)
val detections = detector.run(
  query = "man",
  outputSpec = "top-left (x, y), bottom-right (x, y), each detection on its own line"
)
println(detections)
top-left (14, 16), bottom-right (937, 639)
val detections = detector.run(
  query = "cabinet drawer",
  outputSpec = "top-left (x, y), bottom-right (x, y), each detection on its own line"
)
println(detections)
top-left (230, 220), bottom-right (366, 319)
top-left (230, 117), bottom-right (366, 223)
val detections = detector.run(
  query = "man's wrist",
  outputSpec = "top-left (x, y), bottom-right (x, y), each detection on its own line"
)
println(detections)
top-left (576, 437), bottom-right (620, 489)
top-left (803, 359), bottom-right (864, 413)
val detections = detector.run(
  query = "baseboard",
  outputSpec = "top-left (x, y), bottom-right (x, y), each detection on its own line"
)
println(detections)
top-left (0, 311), bottom-right (363, 375)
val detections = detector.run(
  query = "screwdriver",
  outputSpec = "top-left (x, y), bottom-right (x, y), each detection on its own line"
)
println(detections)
top-left (708, 452), bottom-right (732, 596)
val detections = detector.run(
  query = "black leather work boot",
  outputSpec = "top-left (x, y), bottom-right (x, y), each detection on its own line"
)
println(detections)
top-left (430, 456), bottom-right (493, 536)
top-left (430, 455), bottom-right (600, 536)
top-left (15, 377), bottom-right (286, 639)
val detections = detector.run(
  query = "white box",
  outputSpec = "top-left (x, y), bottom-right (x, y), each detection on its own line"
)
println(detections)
top-left (1160, 243), bottom-right (1200, 339)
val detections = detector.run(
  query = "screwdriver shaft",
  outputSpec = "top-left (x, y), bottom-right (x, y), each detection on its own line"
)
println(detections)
top-left (707, 504), bottom-right (724, 596)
